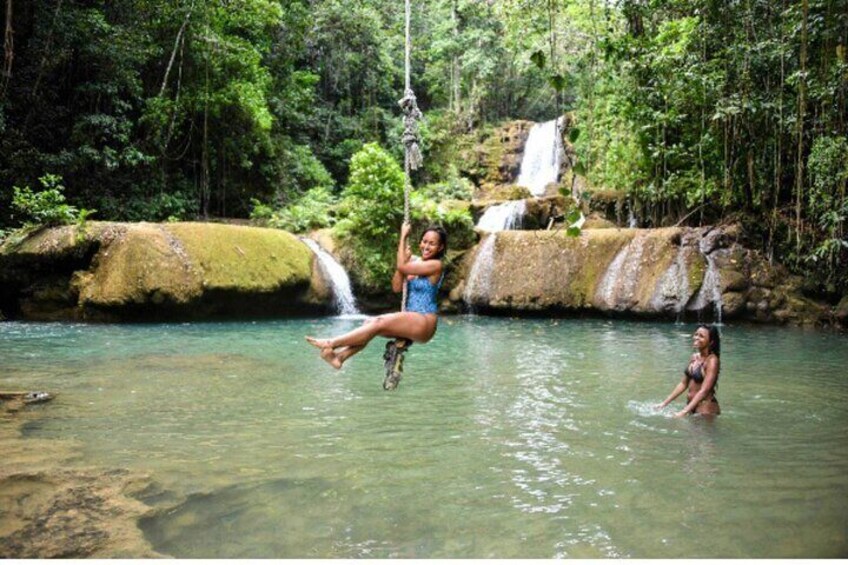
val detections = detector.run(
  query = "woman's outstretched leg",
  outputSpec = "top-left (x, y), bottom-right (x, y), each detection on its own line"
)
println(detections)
top-left (312, 344), bottom-right (364, 370)
top-left (307, 318), bottom-right (376, 370)
top-left (306, 312), bottom-right (434, 368)
top-left (336, 345), bottom-right (364, 366)
top-left (306, 316), bottom-right (384, 351)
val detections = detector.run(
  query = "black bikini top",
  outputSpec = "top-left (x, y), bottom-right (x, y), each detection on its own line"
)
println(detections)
top-left (685, 356), bottom-right (716, 384)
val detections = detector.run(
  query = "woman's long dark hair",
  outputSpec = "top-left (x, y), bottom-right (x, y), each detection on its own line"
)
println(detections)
top-left (422, 225), bottom-right (448, 259)
top-left (698, 324), bottom-right (721, 356)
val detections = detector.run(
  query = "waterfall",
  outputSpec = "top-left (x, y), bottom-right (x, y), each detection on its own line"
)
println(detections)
top-left (628, 207), bottom-right (638, 228)
top-left (463, 234), bottom-right (497, 308)
top-left (689, 238), bottom-right (723, 324)
top-left (595, 234), bottom-right (647, 310)
top-left (651, 243), bottom-right (691, 320)
top-left (302, 238), bottom-right (360, 316)
top-left (516, 118), bottom-right (562, 196)
top-left (476, 200), bottom-right (526, 232)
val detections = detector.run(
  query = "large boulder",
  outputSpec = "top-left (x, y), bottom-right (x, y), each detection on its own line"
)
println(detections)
top-left (0, 222), bottom-right (334, 321)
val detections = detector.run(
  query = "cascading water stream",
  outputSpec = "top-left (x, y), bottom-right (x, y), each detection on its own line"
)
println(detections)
top-left (476, 200), bottom-right (526, 232)
top-left (302, 238), bottom-right (360, 316)
top-left (628, 207), bottom-right (639, 229)
top-left (516, 118), bottom-right (562, 197)
top-left (475, 118), bottom-right (561, 232)
top-left (463, 234), bottom-right (497, 310)
top-left (690, 237), bottom-right (723, 324)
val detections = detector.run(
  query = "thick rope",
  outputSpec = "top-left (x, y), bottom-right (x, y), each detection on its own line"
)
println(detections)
top-left (399, 0), bottom-right (422, 312)
top-left (383, 0), bottom-right (422, 390)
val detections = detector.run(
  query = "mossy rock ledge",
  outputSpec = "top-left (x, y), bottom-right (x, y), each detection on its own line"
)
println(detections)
top-left (451, 225), bottom-right (838, 327)
top-left (0, 222), bottom-right (335, 321)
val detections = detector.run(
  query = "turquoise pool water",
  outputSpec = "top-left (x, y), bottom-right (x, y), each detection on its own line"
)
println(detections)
top-left (1, 317), bottom-right (846, 557)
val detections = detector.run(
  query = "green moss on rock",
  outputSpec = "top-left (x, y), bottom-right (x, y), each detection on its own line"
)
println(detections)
top-left (1, 222), bottom-right (326, 321)
top-left (164, 223), bottom-right (311, 292)
top-left (687, 253), bottom-right (707, 295)
top-left (81, 224), bottom-right (199, 307)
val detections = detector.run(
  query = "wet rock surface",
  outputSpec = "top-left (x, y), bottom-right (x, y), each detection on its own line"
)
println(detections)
top-left (0, 400), bottom-right (164, 558)
top-left (452, 224), bottom-right (837, 327)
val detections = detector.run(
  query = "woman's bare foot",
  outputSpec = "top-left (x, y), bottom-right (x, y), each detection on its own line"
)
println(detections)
top-left (305, 336), bottom-right (332, 349)
top-left (319, 346), bottom-right (342, 369)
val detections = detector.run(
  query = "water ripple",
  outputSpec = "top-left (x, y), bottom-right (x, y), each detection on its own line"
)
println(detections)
top-left (3, 318), bottom-right (848, 558)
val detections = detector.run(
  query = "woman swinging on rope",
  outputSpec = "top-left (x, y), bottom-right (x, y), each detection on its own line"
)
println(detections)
top-left (306, 222), bottom-right (447, 369)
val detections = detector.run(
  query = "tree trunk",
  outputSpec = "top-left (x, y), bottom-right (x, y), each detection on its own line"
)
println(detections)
top-left (746, 150), bottom-right (755, 210)
top-left (586, 0), bottom-right (597, 174)
top-left (795, 0), bottom-right (808, 252)
top-left (159, 6), bottom-right (192, 98)
top-left (547, 0), bottom-right (560, 112)
top-left (769, 0), bottom-right (787, 263)
top-left (2, 0), bottom-right (12, 84)
top-left (451, 0), bottom-right (460, 115)
top-left (23, 0), bottom-right (62, 131)
top-left (201, 30), bottom-right (210, 219)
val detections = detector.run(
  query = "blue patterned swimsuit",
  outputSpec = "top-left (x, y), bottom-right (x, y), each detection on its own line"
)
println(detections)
top-left (405, 272), bottom-right (444, 314)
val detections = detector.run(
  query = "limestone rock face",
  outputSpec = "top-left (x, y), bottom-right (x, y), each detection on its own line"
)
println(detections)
top-left (0, 222), bottom-right (333, 321)
top-left (454, 225), bottom-right (833, 326)
top-left (463, 119), bottom-right (572, 201)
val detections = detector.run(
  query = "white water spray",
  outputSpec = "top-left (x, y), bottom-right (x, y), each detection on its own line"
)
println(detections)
top-left (516, 119), bottom-right (562, 196)
top-left (463, 234), bottom-right (497, 308)
top-left (302, 238), bottom-right (360, 316)
top-left (476, 200), bottom-right (526, 232)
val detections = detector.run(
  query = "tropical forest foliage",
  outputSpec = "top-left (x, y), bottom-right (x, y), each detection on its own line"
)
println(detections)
top-left (0, 0), bottom-right (845, 295)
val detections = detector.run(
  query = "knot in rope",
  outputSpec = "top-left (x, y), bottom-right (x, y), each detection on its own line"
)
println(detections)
top-left (398, 88), bottom-right (423, 171)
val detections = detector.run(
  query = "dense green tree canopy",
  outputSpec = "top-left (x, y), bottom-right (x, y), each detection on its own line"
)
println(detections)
top-left (1, 0), bottom-right (845, 294)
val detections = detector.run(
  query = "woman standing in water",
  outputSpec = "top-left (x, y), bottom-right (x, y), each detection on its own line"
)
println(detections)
top-left (657, 324), bottom-right (721, 417)
top-left (306, 222), bottom-right (446, 369)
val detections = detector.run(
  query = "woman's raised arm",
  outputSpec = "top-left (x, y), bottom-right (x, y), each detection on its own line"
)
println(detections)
top-left (657, 376), bottom-right (688, 410)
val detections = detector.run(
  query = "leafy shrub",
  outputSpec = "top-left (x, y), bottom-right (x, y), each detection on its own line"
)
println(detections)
top-left (409, 192), bottom-right (475, 250)
top-left (249, 199), bottom-right (276, 222)
top-left (251, 187), bottom-right (337, 233)
top-left (416, 165), bottom-right (475, 201)
top-left (333, 142), bottom-right (405, 290)
top-left (142, 191), bottom-right (197, 222)
top-left (83, 182), bottom-right (197, 222)
top-left (803, 136), bottom-right (848, 294)
top-left (11, 174), bottom-right (93, 227)
top-left (330, 142), bottom-right (479, 292)
top-left (276, 143), bottom-right (335, 201)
